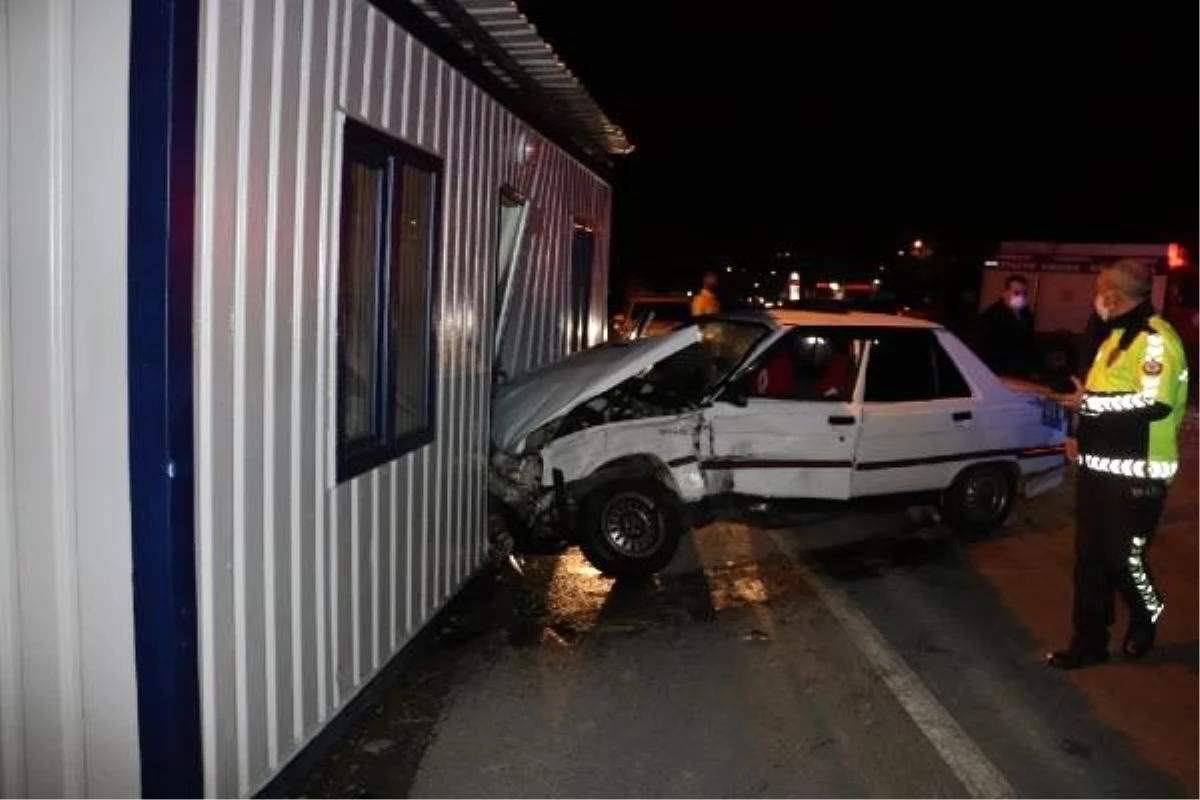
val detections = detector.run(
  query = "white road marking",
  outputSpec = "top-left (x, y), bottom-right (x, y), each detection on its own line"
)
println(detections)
top-left (767, 531), bottom-right (1016, 800)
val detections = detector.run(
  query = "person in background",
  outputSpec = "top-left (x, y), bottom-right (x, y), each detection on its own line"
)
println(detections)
top-left (975, 274), bottom-right (1038, 377)
top-left (1047, 260), bottom-right (1189, 670)
top-left (691, 271), bottom-right (721, 317)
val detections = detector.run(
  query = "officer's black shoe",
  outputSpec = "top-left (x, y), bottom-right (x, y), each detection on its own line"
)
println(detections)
top-left (1122, 614), bottom-right (1159, 660)
top-left (1046, 647), bottom-right (1109, 670)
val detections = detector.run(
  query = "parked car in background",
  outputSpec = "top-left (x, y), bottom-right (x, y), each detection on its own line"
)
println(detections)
top-left (490, 310), bottom-right (1068, 577)
top-left (611, 292), bottom-right (693, 340)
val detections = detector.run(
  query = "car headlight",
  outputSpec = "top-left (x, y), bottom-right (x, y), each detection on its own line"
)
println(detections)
top-left (521, 420), bottom-right (561, 454)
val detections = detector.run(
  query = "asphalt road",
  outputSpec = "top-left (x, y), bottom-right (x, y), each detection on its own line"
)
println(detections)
top-left (301, 413), bottom-right (1198, 799)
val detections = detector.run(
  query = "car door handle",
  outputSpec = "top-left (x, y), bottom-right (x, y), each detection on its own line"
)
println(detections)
top-left (828, 415), bottom-right (857, 426)
top-left (952, 410), bottom-right (973, 422)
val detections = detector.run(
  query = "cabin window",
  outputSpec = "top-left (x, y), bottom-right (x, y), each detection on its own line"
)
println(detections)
top-left (569, 223), bottom-right (596, 351)
top-left (336, 118), bottom-right (442, 482)
top-left (493, 188), bottom-right (529, 365)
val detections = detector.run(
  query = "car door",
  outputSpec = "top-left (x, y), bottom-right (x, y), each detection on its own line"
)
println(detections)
top-left (851, 328), bottom-right (982, 497)
top-left (702, 328), bottom-right (866, 499)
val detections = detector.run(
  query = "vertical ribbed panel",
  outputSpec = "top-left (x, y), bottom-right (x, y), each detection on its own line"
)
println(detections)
top-left (193, 0), bottom-right (612, 794)
top-left (0, 0), bottom-right (141, 796)
top-left (0, 9), bottom-right (21, 796)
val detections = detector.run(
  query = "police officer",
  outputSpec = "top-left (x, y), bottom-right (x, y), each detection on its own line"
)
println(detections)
top-left (1048, 259), bottom-right (1189, 669)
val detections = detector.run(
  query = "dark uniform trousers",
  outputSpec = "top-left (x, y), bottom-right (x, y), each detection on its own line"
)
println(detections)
top-left (1073, 469), bottom-right (1167, 651)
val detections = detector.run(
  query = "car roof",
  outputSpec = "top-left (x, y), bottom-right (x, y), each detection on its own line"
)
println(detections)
top-left (715, 308), bottom-right (942, 330)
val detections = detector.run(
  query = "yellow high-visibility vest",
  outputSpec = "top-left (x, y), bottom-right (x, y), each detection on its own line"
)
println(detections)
top-left (1079, 314), bottom-right (1188, 480)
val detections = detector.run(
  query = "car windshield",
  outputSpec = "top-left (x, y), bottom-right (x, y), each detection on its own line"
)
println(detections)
top-left (637, 319), bottom-right (771, 401)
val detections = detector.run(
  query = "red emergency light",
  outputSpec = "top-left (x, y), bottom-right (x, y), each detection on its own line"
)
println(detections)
top-left (1168, 243), bottom-right (1187, 270)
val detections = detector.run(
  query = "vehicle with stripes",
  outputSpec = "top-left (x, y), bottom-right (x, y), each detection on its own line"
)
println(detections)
top-left (489, 310), bottom-right (1068, 577)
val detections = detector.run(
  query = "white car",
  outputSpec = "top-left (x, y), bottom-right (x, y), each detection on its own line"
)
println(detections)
top-left (489, 310), bottom-right (1068, 578)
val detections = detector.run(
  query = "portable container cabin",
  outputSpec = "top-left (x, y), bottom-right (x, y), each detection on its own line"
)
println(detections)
top-left (0, 0), bottom-right (630, 795)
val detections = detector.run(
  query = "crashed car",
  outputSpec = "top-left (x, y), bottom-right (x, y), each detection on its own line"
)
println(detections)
top-left (489, 310), bottom-right (1068, 578)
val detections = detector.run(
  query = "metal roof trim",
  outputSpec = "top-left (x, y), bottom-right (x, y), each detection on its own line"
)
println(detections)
top-left (411, 0), bottom-right (634, 158)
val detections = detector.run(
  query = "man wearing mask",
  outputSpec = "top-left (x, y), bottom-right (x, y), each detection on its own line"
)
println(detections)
top-left (691, 271), bottom-right (721, 317)
top-left (975, 274), bottom-right (1038, 377)
top-left (1048, 260), bottom-right (1189, 669)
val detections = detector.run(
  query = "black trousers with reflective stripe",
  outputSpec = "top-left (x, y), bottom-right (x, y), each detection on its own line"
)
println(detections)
top-left (1072, 469), bottom-right (1167, 651)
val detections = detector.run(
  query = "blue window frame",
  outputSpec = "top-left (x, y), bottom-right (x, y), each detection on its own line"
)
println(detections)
top-left (337, 118), bottom-right (442, 482)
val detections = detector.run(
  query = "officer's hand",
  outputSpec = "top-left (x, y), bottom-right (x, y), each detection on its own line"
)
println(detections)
top-left (1065, 436), bottom-right (1079, 462)
top-left (1052, 376), bottom-right (1086, 410)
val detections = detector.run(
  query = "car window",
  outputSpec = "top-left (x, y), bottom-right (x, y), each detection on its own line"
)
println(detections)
top-left (933, 339), bottom-right (972, 398)
top-left (864, 330), bottom-right (971, 402)
top-left (742, 329), bottom-right (865, 402)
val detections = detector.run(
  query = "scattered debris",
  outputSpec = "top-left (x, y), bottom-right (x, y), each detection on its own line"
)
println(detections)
top-left (541, 626), bottom-right (574, 647)
top-left (592, 622), bottom-right (647, 637)
top-left (360, 739), bottom-right (393, 756)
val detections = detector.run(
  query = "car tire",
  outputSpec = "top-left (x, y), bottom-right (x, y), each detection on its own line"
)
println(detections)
top-left (942, 463), bottom-right (1016, 538)
top-left (579, 478), bottom-right (685, 579)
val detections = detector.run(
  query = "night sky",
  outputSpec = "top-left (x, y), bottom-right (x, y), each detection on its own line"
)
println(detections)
top-left (515, 1), bottom-right (1198, 293)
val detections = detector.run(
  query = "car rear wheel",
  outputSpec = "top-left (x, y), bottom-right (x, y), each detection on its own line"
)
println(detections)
top-left (579, 478), bottom-right (684, 579)
top-left (942, 463), bottom-right (1016, 538)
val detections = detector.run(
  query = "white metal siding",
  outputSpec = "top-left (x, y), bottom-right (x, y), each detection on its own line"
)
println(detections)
top-left (0, 0), bottom-right (142, 796)
top-left (0, 7), bottom-right (18, 796)
top-left (192, 0), bottom-right (612, 795)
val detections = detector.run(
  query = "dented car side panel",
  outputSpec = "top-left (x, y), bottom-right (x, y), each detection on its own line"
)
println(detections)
top-left (540, 412), bottom-right (709, 504)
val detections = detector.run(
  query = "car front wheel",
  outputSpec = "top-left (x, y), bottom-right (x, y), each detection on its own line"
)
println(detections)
top-left (942, 463), bottom-right (1016, 537)
top-left (579, 478), bottom-right (685, 579)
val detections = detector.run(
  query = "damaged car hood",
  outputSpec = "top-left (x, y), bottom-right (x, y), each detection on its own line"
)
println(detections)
top-left (492, 325), bottom-right (703, 453)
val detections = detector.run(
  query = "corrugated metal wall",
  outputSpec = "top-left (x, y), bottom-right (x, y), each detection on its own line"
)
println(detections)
top-left (0, 1), bottom-right (142, 796)
top-left (192, 0), bottom-right (611, 795)
top-left (0, 11), bottom-right (17, 794)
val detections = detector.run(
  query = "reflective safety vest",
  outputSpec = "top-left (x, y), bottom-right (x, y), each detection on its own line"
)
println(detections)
top-left (1077, 312), bottom-right (1189, 482)
top-left (691, 289), bottom-right (720, 317)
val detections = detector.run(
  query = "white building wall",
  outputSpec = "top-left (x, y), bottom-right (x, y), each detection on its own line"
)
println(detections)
top-left (0, 0), bottom-right (142, 796)
top-left (192, 0), bottom-right (611, 794)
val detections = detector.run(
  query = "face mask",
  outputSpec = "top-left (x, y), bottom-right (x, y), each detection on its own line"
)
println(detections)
top-left (1006, 294), bottom-right (1026, 311)
top-left (1094, 295), bottom-right (1110, 321)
